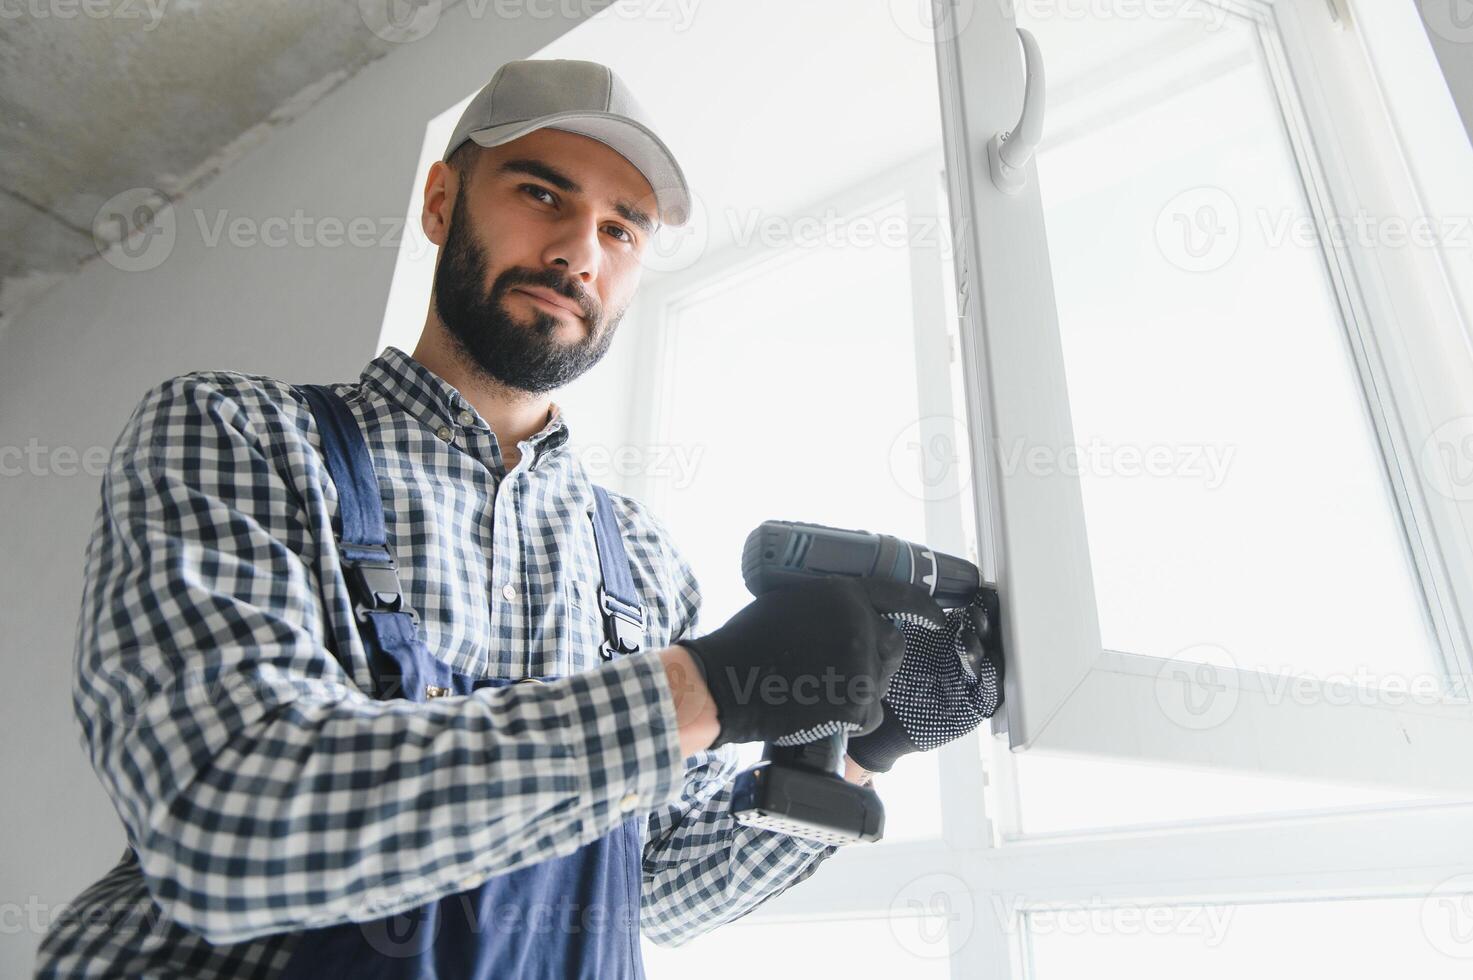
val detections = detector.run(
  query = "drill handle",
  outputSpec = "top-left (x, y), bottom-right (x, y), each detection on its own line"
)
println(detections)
top-left (764, 731), bottom-right (849, 778)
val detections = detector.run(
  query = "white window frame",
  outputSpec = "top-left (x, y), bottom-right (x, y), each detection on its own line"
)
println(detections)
top-left (625, 5), bottom-right (1473, 977)
top-left (935, 0), bottom-right (1473, 794)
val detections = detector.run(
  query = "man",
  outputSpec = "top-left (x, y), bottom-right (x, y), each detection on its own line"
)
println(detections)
top-left (35, 59), bottom-right (993, 978)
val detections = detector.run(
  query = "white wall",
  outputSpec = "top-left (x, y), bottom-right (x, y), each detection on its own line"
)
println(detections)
top-left (0, 5), bottom-right (633, 974)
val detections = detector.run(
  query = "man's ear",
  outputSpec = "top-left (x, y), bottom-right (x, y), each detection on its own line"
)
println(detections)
top-left (421, 160), bottom-right (456, 248)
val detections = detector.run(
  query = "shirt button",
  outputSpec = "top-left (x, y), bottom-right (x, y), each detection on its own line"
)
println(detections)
top-left (619, 791), bottom-right (639, 813)
top-left (435, 424), bottom-right (453, 442)
top-left (457, 409), bottom-right (475, 426)
top-left (501, 583), bottom-right (518, 602)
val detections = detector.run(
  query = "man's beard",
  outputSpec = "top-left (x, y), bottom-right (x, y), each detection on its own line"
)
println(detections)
top-left (433, 189), bottom-right (622, 394)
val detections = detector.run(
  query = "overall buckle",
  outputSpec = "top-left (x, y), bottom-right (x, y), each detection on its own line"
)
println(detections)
top-left (598, 586), bottom-right (644, 660)
top-left (342, 542), bottom-right (419, 625)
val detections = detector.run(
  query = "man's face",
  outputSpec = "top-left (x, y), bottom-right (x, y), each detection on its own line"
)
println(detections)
top-left (430, 128), bottom-right (656, 394)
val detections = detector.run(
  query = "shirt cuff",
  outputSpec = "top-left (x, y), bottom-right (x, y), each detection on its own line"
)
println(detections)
top-left (563, 649), bottom-right (687, 837)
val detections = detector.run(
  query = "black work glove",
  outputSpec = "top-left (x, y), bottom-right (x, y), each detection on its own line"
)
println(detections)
top-left (678, 577), bottom-right (949, 749)
top-left (845, 589), bottom-right (1004, 774)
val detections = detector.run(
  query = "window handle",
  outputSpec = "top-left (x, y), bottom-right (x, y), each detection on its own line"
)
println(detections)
top-left (988, 28), bottom-right (1046, 195)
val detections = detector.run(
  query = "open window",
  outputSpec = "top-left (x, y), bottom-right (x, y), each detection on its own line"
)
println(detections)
top-left (937, 0), bottom-right (1473, 794)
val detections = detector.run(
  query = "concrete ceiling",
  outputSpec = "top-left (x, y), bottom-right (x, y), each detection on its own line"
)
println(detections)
top-left (0, 0), bottom-right (441, 329)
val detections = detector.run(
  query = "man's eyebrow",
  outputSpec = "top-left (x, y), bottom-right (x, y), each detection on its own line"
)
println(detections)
top-left (496, 157), bottom-right (656, 237)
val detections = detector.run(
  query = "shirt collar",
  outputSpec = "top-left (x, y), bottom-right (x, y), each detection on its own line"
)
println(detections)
top-left (361, 346), bottom-right (571, 467)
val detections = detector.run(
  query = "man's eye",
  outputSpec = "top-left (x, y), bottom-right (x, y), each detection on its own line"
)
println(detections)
top-left (522, 184), bottom-right (555, 205)
top-left (606, 225), bottom-right (633, 244)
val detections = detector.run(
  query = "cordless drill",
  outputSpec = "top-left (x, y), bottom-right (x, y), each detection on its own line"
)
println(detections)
top-left (728, 520), bottom-right (1001, 845)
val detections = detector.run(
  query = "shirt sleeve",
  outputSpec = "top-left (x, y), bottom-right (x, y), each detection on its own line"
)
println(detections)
top-left (641, 743), bottom-right (842, 946)
top-left (72, 374), bottom-right (689, 946)
top-left (635, 521), bottom-right (842, 946)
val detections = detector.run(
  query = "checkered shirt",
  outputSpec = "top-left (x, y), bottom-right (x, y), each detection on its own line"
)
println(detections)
top-left (34, 345), bottom-right (839, 978)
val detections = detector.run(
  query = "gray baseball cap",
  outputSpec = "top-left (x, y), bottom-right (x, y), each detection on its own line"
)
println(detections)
top-left (442, 59), bottom-right (692, 227)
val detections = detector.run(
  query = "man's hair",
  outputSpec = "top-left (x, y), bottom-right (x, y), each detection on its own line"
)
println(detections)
top-left (447, 140), bottom-right (484, 183)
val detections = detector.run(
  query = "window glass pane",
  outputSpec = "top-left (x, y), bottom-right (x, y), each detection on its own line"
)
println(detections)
top-left (1014, 4), bottom-right (1441, 684)
top-left (642, 914), bottom-right (953, 979)
top-left (659, 203), bottom-right (944, 843)
top-left (1026, 892), bottom-right (1473, 979)
top-left (661, 204), bottom-right (926, 622)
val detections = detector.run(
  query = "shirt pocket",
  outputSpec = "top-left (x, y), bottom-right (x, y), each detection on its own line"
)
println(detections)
top-left (565, 575), bottom-right (610, 670)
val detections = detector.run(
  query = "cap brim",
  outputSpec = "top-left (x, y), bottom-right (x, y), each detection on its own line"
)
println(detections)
top-left (460, 112), bottom-right (691, 227)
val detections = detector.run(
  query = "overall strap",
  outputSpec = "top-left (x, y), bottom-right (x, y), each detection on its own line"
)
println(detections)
top-left (590, 484), bottom-right (646, 661)
top-left (296, 385), bottom-right (415, 621)
top-left (297, 384), bottom-right (423, 699)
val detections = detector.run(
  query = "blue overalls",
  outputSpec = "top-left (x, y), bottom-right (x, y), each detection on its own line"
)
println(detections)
top-left (277, 384), bottom-right (650, 980)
